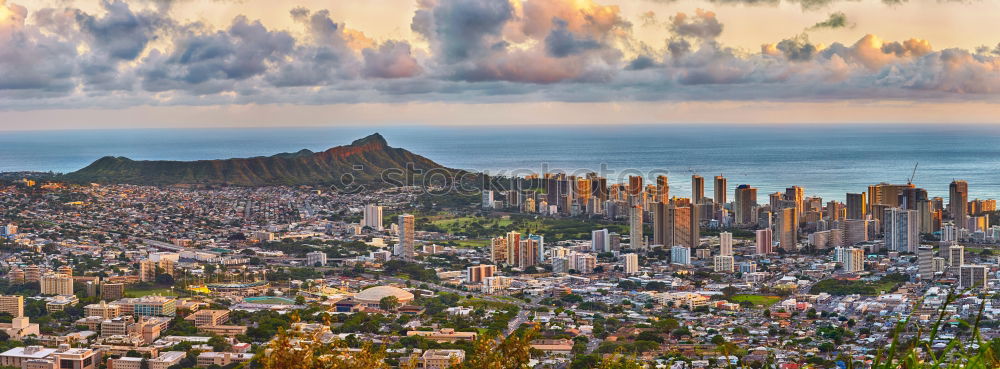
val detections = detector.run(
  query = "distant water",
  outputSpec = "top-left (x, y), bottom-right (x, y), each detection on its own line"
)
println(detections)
top-left (3, 124), bottom-right (1000, 202)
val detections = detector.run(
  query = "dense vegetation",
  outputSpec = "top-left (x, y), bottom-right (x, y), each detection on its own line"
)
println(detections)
top-left (809, 273), bottom-right (909, 295)
top-left (62, 134), bottom-right (453, 186)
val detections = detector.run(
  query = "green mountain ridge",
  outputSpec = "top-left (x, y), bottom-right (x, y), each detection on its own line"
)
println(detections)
top-left (63, 133), bottom-right (454, 186)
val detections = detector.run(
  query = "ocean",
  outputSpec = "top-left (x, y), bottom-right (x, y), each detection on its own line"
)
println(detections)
top-left (2, 124), bottom-right (1000, 202)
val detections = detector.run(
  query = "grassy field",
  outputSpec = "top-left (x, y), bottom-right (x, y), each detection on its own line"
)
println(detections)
top-left (431, 216), bottom-right (514, 233)
top-left (730, 294), bottom-right (781, 307)
top-left (126, 287), bottom-right (178, 297)
top-left (446, 239), bottom-right (490, 248)
top-left (423, 213), bottom-right (627, 241)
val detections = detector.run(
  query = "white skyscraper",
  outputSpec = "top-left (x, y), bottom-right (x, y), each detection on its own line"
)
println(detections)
top-left (719, 231), bottom-right (733, 256)
top-left (885, 208), bottom-right (919, 253)
top-left (941, 224), bottom-right (958, 243)
top-left (482, 190), bottom-right (494, 208)
top-left (623, 253), bottom-right (639, 275)
top-left (398, 214), bottom-right (415, 260)
top-left (363, 204), bottom-right (384, 231)
top-left (670, 245), bottom-right (691, 265)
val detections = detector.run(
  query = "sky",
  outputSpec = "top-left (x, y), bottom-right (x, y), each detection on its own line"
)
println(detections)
top-left (1, 0), bottom-right (999, 129)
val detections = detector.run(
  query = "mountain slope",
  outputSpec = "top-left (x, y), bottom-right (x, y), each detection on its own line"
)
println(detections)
top-left (63, 133), bottom-right (453, 186)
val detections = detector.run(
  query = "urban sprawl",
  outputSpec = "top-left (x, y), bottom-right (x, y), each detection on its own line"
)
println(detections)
top-left (0, 173), bottom-right (997, 369)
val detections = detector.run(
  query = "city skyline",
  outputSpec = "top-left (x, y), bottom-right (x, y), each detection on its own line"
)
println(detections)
top-left (2, 0), bottom-right (1000, 129)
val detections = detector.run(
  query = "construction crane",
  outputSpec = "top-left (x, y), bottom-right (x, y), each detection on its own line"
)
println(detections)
top-left (907, 162), bottom-right (918, 185)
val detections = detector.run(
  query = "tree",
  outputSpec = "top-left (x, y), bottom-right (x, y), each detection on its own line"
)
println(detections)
top-left (721, 285), bottom-right (739, 298)
top-left (379, 296), bottom-right (400, 311)
top-left (155, 273), bottom-right (174, 286)
top-left (208, 336), bottom-right (231, 352)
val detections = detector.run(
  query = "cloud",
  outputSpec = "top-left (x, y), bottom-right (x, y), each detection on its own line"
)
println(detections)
top-left (363, 41), bottom-right (422, 78)
top-left (412, 0), bottom-right (514, 63)
top-left (670, 9), bottom-right (723, 40)
top-left (0, 0), bottom-right (78, 95)
top-left (140, 16), bottom-right (295, 94)
top-left (545, 19), bottom-right (603, 57)
top-left (809, 11), bottom-right (849, 30)
top-left (0, 0), bottom-right (999, 111)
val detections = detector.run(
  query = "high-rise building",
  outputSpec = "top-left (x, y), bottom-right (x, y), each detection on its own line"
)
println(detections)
top-left (363, 204), bottom-right (384, 231)
top-left (755, 229), bottom-right (772, 255)
top-left (959, 265), bottom-right (988, 289)
top-left (24, 265), bottom-right (42, 283)
top-left (719, 231), bottom-right (733, 256)
top-left (102, 283), bottom-right (126, 301)
top-left (941, 224), bottom-right (958, 243)
top-left (899, 187), bottom-right (928, 210)
top-left (734, 185), bottom-right (757, 226)
top-left (40, 273), bottom-right (73, 296)
top-left (844, 247), bottom-right (864, 273)
top-left (869, 183), bottom-right (914, 209)
top-left (670, 245), bottom-right (691, 265)
top-left (306, 251), bottom-right (328, 266)
top-left (656, 175), bottom-right (670, 204)
top-left (139, 259), bottom-right (157, 282)
top-left (846, 193), bottom-right (867, 220)
top-left (714, 255), bottom-right (734, 273)
top-left (466, 265), bottom-right (496, 283)
top-left (575, 254), bottom-right (597, 274)
top-left (398, 214), bottom-right (415, 260)
top-left (518, 238), bottom-right (539, 268)
top-left (691, 175), bottom-right (705, 204)
top-left (776, 207), bottom-right (798, 252)
top-left (949, 180), bottom-right (969, 229)
top-left (785, 186), bottom-right (804, 219)
top-left (884, 208), bottom-right (919, 253)
top-left (481, 190), bottom-right (494, 208)
top-left (713, 175), bottom-right (727, 205)
top-left (591, 229), bottom-right (609, 253)
top-left (918, 247), bottom-right (935, 280)
top-left (917, 200), bottom-right (935, 234)
top-left (623, 253), bottom-right (639, 275)
top-left (528, 234), bottom-right (545, 263)
top-left (653, 204), bottom-right (699, 249)
top-left (843, 219), bottom-right (874, 246)
top-left (826, 201), bottom-right (844, 221)
top-left (629, 205), bottom-right (644, 249)
top-left (628, 176), bottom-right (644, 199)
top-left (948, 245), bottom-right (964, 268)
top-left (491, 236), bottom-right (508, 265)
top-left (502, 232), bottom-right (521, 267)
top-left (0, 295), bottom-right (24, 317)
